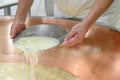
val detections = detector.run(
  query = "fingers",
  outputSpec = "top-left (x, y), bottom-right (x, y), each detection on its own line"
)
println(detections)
top-left (63, 29), bottom-right (86, 46)
top-left (64, 30), bottom-right (76, 42)
top-left (10, 24), bottom-right (26, 39)
top-left (62, 21), bottom-right (91, 47)
top-left (10, 26), bottom-right (16, 39)
top-left (63, 34), bottom-right (83, 46)
top-left (16, 24), bottom-right (26, 34)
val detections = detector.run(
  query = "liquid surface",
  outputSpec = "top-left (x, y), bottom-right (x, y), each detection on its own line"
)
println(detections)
top-left (15, 36), bottom-right (60, 53)
top-left (13, 37), bottom-right (83, 80)
top-left (0, 63), bottom-right (82, 80)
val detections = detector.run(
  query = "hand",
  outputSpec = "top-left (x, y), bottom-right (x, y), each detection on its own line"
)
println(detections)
top-left (63, 22), bottom-right (89, 46)
top-left (10, 22), bottom-right (26, 39)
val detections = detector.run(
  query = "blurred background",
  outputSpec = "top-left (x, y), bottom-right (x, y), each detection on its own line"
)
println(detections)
top-left (0, 0), bottom-right (51, 16)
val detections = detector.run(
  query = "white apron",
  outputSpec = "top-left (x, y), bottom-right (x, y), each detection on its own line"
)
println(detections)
top-left (52, 0), bottom-right (120, 31)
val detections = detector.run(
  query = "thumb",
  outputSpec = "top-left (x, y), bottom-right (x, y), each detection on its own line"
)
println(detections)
top-left (64, 30), bottom-right (76, 41)
top-left (63, 30), bottom-right (76, 45)
top-left (10, 27), bottom-right (16, 39)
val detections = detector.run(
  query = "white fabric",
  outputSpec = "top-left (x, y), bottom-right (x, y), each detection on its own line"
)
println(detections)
top-left (52, 0), bottom-right (120, 31)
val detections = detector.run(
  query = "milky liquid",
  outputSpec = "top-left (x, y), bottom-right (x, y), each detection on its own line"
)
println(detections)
top-left (0, 63), bottom-right (82, 80)
top-left (15, 36), bottom-right (60, 54)
top-left (13, 36), bottom-right (83, 80)
top-left (14, 36), bottom-right (60, 80)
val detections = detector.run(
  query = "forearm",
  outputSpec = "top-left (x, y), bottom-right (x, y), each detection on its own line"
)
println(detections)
top-left (82, 0), bottom-right (114, 30)
top-left (15, 0), bottom-right (34, 22)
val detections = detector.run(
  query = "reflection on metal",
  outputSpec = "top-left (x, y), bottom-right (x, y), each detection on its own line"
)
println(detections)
top-left (0, 17), bottom-right (120, 80)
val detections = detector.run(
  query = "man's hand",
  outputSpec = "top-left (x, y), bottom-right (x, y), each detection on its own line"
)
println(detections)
top-left (63, 0), bottom-right (114, 47)
top-left (10, 0), bottom-right (34, 39)
top-left (63, 22), bottom-right (89, 46)
top-left (10, 22), bottom-right (26, 39)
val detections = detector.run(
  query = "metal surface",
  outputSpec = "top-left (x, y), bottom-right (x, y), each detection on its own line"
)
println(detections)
top-left (14, 24), bottom-right (68, 44)
top-left (0, 17), bottom-right (120, 80)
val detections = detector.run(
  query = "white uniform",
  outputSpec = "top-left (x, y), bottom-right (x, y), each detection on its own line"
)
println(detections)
top-left (52, 0), bottom-right (120, 31)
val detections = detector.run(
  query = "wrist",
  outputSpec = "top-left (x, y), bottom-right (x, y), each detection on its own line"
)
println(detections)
top-left (79, 20), bottom-right (93, 31)
top-left (83, 18), bottom-right (94, 25)
top-left (13, 18), bottom-right (25, 25)
top-left (15, 14), bottom-right (26, 23)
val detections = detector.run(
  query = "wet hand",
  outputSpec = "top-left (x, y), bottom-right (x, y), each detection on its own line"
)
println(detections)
top-left (63, 22), bottom-right (89, 46)
top-left (10, 22), bottom-right (26, 39)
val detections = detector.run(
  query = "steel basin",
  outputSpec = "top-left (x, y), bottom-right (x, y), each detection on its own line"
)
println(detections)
top-left (13, 24), bottom-right (68, 45)
top-left (0, 17), bottom-right (120, 80)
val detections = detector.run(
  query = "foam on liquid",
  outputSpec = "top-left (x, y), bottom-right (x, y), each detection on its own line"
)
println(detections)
top-left (15, 36), bottom-right (60, 54)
